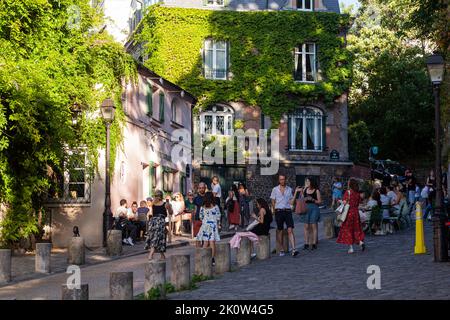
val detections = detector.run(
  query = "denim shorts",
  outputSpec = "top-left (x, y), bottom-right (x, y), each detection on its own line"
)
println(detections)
top-left (299, 203), bottom-right (321, 224)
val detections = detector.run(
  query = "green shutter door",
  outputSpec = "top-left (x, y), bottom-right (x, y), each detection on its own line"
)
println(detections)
top-left (146, 84), bottom-right (153, 116)
top-left (287, 116), bottom-right (291, 150)
top-left (159, 93), bottom-right (165, 122)
top-left (322, 114), bottom-right (327, 151)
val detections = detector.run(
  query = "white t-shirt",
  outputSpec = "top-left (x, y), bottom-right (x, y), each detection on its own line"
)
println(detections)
top-left (114, 206), bottom-right (128, 218)
top-left (270, 185), bottom-right (294, 210)
top-left (421, 186), bottom-right (429, 199)
top-left (127, 208), bottom-right (137, 220)
top-left (387, 191), bottom-right (397, 204)
top-left (212, 183), bottom-right (222, 198)
top-left (380, 194), bottom-right (391, 218)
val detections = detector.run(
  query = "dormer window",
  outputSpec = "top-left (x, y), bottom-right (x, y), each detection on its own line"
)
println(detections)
top-left (296, 0), bottom-right (314, 11)
top-left (205, 0), bottom-right (224, 6)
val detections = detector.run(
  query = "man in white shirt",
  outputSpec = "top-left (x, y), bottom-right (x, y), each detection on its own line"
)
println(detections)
top-left (270, 174), bottom-right (298, 257)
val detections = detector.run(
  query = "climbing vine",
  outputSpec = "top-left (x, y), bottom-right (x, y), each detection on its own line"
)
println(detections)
top-left (0, 0), bottom-right (136, 246)
top-left (135, 6), bottom-right (352, 125)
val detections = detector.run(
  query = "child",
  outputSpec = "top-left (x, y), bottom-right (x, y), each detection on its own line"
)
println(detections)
top-left (331, 177), bottom-right (343, 210)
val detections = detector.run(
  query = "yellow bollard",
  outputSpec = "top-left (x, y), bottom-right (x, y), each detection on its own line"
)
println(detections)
top-left (414, 202), bottom-right (427, 254)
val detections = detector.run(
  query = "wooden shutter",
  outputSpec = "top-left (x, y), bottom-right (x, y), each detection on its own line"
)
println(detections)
top-left (322, 114), bottom-right (327, 151)
top-left (159, 92), bottom-right (165, 122)
top-left (287, 116), bottom-right (292, 150)
top-left (146, 83), bottom-right (153, 116)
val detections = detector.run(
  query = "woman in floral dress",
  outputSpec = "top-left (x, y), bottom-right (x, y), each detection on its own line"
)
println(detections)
top-left (196, 192), bottom-right (221, 265)
top-left (337, 178), bottom-right (366, 254)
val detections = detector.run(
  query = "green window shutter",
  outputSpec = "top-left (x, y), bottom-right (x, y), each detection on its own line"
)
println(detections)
top-left (159, 93), bottom-right (165, 122)
top-left (223, 0), bottom-right (231, 6)
top-left (149, 161), bottom-right (154, 196)
top-left (146, 84), bottom-right (153, 116)
top-left (287, 116), bottom-right (291, 150)
top-left (322, 114), bottom-right (327, 151)
top-left (203, 0), bottom-right (208, 5)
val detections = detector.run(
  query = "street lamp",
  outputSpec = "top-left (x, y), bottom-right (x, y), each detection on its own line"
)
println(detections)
top-left (426, 53), bottom-right (448, 262)
top-left (101, 98), bottom-right (116, 247)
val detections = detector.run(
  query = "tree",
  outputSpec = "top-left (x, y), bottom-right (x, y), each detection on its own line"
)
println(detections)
top-left (348, 120), bottom-right (372, 164)
top-left (0, 0), bottom-right (135, 245)
top-left (347, 0), bottom-right (434, 162)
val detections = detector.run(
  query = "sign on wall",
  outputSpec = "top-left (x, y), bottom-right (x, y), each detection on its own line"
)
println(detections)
top-left (330, 149), bottom-right (340, 161)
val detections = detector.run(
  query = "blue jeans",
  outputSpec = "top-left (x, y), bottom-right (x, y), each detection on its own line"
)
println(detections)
top-left (423, 204), bottom-right (433, 220)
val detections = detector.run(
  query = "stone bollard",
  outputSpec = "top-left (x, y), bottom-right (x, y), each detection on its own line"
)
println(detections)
top-left (144, 260), bottom-right (166, 299)
top-left (323, 216), bottom-right (335, 239)
top-left (110, 272), bottom-right (133, 300)
top-left (106, 230), bottom-right (123, 256)
top-left (236, 237), bottom-right (251, 267)
top-left (61, 284), bottom-right (89, 300)
top-left (194, 247), bottom-right (212, 278)
top-left (35, 243), bottom-right (52, 273)
top-left (68, 237), bottom-right (85, 265)
top-left (256, 235), bottom-right (270, 260)
top-left (0, 249), bottom-right (12, 284)
top-left (170, 254), bottom-right (190, 290)
top-left (214, 242), bottom-right (231, 274)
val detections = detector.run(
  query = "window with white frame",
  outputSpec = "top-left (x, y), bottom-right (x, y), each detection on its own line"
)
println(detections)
top-left (47, 150), bottom-right (91, 203)
top-left (171, 99), bottom-right (183, 125)
top-left (296, 0), bottom-right (313, 11)
top-left (288, 107), bottom-right (324, 151)
top-left (199, 105), bottom-right (234, 136)
top-left (206, 0), bottom-right (224, 6)
top-left (203, 39), bottom-right (228, 80)
top-left (163, 168), bottom-right (174, 193)
top-left (294, 43), bottom-right (316, 82)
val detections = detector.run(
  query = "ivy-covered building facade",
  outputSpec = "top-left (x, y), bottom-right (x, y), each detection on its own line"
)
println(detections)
top-left (127, 1), bottom-right (353, 202)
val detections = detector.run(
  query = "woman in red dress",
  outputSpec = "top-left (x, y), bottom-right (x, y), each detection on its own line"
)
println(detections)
top-left (226, 185), bottom-right (241, 231)
top-left (337, 178), bottom-right (366, 254)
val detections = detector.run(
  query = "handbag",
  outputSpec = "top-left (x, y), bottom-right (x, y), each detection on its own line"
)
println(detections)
top-left (336, 190), bottom-right (351, 223)
top-left (294, 194), bottom-right (307, 215)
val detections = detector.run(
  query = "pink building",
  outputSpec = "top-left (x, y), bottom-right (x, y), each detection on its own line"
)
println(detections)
top-left (47, 64), bottom-right (195, 248)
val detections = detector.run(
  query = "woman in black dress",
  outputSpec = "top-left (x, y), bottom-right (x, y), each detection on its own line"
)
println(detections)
top-left (250, 198), bottom-right (272, 236)
top-left (145, 189), bottom-right (173, 260)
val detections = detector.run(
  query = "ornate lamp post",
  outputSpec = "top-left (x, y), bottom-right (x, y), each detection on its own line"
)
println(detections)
top-left (426, 53), bottom-right (448, 262)
top-left (101, 98), bottom-right (116, 247)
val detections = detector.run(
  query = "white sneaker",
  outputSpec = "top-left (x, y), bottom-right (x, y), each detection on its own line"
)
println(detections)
top-left (251, 253), bottom-right (257, 259)
top-left (122, 239), bottom-right (128, 245)
top-left (347, 247), bottom-right (354, 254)
top-left (279, 251), bottom-right (286, 257)
top-left (127, 237), bottom-right (134, 246)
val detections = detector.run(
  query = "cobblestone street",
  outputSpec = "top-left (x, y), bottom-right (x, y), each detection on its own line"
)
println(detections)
top-left (0, 213), bottom-right (449, 300)
top-left (169, 222), bottom-right (450, 300)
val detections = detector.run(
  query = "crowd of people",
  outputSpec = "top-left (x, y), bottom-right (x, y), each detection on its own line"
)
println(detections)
top-left (111, 167), bottom-right (446, 263)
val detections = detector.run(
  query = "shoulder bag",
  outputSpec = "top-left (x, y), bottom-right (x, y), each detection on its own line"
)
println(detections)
top-left (336, 190), bottom-right (351, 224)
top-left (294, 190), bottom-right (307, 215)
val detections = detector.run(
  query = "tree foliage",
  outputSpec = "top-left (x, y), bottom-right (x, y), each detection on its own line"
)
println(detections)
top-left (134, 6), bottom-right (352, 125)
top-left (347, 0), bottom-right (434, 163)
top-left (0, 0), bottom-right (135, 245)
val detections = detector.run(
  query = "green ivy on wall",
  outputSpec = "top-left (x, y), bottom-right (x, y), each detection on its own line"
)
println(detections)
top-left (135, 6), bottom-right (352, 125)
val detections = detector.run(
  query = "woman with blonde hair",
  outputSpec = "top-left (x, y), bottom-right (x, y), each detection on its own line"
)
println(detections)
top-left (172, 192), bottom-right (185, 236)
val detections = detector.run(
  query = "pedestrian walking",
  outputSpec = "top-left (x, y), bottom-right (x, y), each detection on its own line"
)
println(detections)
top-left (193, 182), bottom-right (207, 245)
top-left (137, 200), bottom-right (149, 240)
top-left (299, 177), bottom-right (321, 250)
top-left (226, 185), bottom-right (241, 231)
top-left (270, 174), bottom-right (298, 257)
top-left (171, 192), bottom-right (185, 236)
top-left (331, 177), bottom-right (343, 210)
top-left (145, 190), bottom-right (173, 260)
top-left (337, 178), bottom-right (366, 254)
top-left (196, 192), bottom-right (221, 266)
top-left (211, 176), bottom-right (226, 230)
top-left (238, 183), bottom-right (251, 228)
